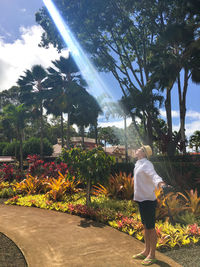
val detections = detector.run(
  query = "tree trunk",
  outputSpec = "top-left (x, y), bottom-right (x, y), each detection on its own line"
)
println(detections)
top-left (130, 113), bottom-right (145, 143)
top-left (178, 70), bottom-right (189, 154)
top-left (81, 125), bottom-right (85, 147)
top-left (94, 120), bottom-right (98, 145)
top-left (165, 85), bottom-right (177, 156)
top-left (40, 103), bottom-right (44, 158)
top-left (150, 113), bottom-right (180, 157)
top-left (124, 115), bottom-right (128, 163)
top-left (18, 128), bottom-right (23, 172)
top-left (60, 112), bottom-right (64, 148)
top-left (146, 114), bottom-right (153, 148)
top-left (165, 86), bottom-right (173, 140)
top-left (86, 177), bottom-right (91, 206)
top-left (66, 111), bottom-right (70, 148)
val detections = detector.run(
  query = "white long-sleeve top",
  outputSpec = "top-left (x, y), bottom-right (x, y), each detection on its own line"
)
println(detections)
top-left (133, 158), bottom-right (163, 202)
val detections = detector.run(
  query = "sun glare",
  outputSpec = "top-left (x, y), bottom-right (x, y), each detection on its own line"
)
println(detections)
top-left (42, 0), bottom-right (122, 115)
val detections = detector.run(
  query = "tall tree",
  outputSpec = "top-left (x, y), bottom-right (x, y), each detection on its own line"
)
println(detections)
top-left (71, 87), bottom-right (102, 145)
top-left (36, 0), bottom-right (200, 155)
top-left (0, 86), bottom-right (21, 109)
top-left (36, 0), bottom-right (162, 145)
top-left (46, 54), bottom-right (83, 148)
top-left (1, 104), bottom-right (29, 170)
top-left (189, 131), bottom-right (200, 152)
top-left (17, 65), bottom-right (48, 158)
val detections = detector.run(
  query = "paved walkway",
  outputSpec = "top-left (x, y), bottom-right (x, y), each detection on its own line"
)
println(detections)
top-left (0, 205), bottom-right (181, 267)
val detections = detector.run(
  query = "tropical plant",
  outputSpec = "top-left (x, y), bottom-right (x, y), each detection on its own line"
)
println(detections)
top-left (92, 184), bottom-right (109, 197)
top-left (175, 210), bottom-right (196, 225)
top-left (179, 189), bottom-right (200, 216)
top-left (13, 174), bottom-right (44, 195)
top-left (0, 164), bottom-right (23, 182)
top-left (108, 172), bottom-right (134, 200)
top-left (93, 172), bottom-right (134, 200)
top-left (0, 187), bottom-right (15, 198)
top-left (17, 65), bottom-right (48, 157)
top-left (155, 188), bottom-right (188, 224)
top-left (45, 172), bottom-right (80, 201)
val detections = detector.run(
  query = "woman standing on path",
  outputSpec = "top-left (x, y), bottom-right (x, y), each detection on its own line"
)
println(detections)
top-left (132, 145), bottom-right (166, 266)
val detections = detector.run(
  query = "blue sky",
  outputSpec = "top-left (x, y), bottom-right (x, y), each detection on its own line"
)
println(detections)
top-left (0, 0), bottom-right (199, 139)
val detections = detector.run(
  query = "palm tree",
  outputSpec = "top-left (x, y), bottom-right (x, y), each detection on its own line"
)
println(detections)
top-left (70, 86), bottom-right (102, 146)
top-left (47, 54), bottom-right (83, 148)
top-left (2, 104), bottom-right (29, 171)
top-left (189, 131), bottom-right (200, 152)
top-left (18, 65), bottom-right (48, 158)
top-left (43, 87), bottom-right (67, 148)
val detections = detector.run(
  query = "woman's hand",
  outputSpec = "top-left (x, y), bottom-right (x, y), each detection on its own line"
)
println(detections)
top-left (158, 182), bottom-right (166, 188)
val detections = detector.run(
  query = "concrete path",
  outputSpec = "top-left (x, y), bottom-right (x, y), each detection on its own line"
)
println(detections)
top-left (0, 205), bottom-right (181, 267)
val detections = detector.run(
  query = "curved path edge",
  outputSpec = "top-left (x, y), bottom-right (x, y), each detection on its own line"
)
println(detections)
top-left (0, 205), bottom-right (182, 267)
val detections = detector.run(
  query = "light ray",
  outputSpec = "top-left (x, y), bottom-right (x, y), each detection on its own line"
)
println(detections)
top-left (42, 0), bottom-right (121, 113)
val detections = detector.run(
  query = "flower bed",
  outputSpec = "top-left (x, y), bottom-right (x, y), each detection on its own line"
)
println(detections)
top-left (4, 192), bottom-right (200, 251)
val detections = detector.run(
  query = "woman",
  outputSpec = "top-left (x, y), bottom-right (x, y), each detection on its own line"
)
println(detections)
top-left (132, 145), bottom-right (166, 266)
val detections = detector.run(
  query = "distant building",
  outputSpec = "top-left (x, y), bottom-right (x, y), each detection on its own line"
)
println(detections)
top-left (70, 137), bottom-right (96, 149)
top-left (52, 137), bottom-right (97, 157)
top-left (0, 156), bottom-right (16, 164)
top-left (52, 138), bottom-right (135, 162)
top-left (103, 146), bottom-right (135, 163)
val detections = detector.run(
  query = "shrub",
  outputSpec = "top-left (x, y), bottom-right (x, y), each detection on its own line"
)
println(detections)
top-left (2, 141), bottom-right (20, 159)
top-left (23, 137), bottom-right (53, 158)
top-left (0, 187), bottom-right (15, 198)
top-left (153, 161), bottom-right (200, 192)
top-left (0, 164), bottom-right (24, 182)
top-left (0, 142), bottom-right (8, 155)
top-left (27, 155), bottom-right (44, 177)
top-left (110, 162), bottom-right (134, 176)
top-left (27, 155), bottom-right (68, 178)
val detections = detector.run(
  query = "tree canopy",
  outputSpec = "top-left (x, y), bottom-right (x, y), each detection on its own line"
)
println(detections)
top-left (36, 0), bottom-right (200, 155)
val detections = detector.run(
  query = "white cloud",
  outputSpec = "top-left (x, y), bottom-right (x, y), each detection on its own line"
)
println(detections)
top-left (160, 109), bottom-right (179, 118)
top-left (187, 110), bottom-right (200, 120)
top-left (160, 109), bottom-right (200, 137)
top-left (20, 8), bottom-right (27, 13)
top-left (0, 25), bottom-right (67, 91)
top-left (185, 120), bottom-right (200, 137)
top-left (98, 117), bottom-right (132, 129)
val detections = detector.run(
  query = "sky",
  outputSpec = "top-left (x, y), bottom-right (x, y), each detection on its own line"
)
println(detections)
top-left (0, 0), bottom-right (199, 140)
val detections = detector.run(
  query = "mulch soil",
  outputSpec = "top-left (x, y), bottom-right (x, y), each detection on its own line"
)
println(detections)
top-left (0, 199), bottom-right (28, 267)
top-left (0, 232), bottom-right (27, 267)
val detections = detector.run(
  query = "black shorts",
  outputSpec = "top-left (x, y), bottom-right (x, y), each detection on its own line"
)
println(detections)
top-left (137, 200), bottom-right (157, 229)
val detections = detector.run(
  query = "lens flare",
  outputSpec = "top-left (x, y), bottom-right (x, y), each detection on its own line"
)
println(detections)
top-left (42, 0), bottom-right (121, 115)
